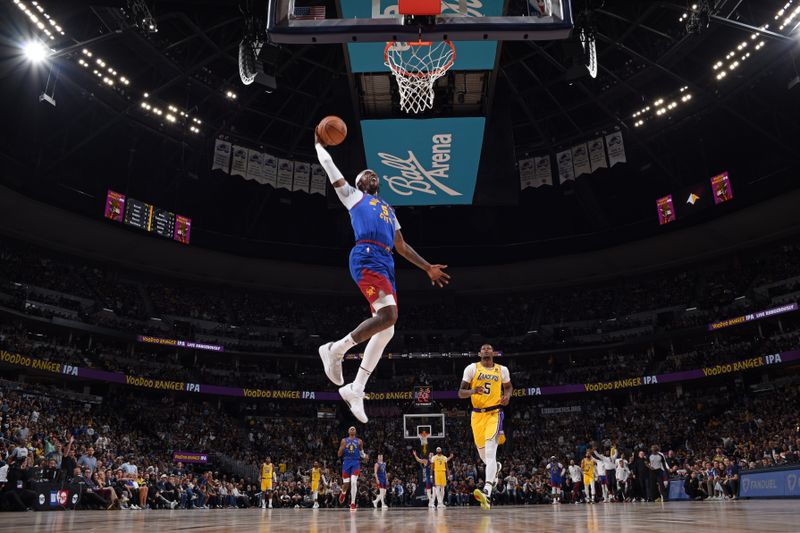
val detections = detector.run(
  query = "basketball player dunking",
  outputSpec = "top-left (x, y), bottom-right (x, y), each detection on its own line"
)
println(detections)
top-left (315, 134), bottom-right (450, 423)
top-left (458, 344), bottom-right (512, 510)
top-left (338, 426), bottom-right (368, 511)
top-left (260, 457), bottom-right (276, 509)
top-left (372, 454), bottom-right (389, 509)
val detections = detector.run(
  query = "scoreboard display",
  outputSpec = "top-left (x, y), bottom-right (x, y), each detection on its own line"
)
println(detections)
top-left (152, 207), bottom-right (176, 239)
top-left (105, 191), bottom-right (191, 244)
top-left (124, 197), bottom-right (154, 231)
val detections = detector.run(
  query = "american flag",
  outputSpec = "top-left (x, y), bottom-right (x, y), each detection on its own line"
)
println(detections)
top-left (293, 5), bottom-right (326, 20)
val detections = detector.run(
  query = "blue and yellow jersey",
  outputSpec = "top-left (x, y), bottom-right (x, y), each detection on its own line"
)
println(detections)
top-left (349, 194), bottom-right (399, 250)
top-left (343, 437), bottom-right (361, 462)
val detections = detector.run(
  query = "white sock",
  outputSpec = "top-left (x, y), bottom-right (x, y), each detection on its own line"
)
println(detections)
top-left (353, 326), bottom-right (393, 392)
top-left (426, 488), bottom-right (432, 502)
top-left (602, 484), bottom-right (608, 499)
top-left (313, 491), bottom-right (317, 502)
top-left (350, 476), bottom-right (358, 504)
top-left (483, 439), bottom-right (498, 495)
top-left (379, 488), bottom-right (386, 503)
top-left (331, 333), bottom-right (357, 355)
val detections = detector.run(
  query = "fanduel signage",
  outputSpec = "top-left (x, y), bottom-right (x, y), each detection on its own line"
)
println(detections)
top-left (739, 468), bottom-right (800, 498)
top-left (360, 118), bottom-right (485, 206)
top-left (339, 0), bottom-right (501, 72)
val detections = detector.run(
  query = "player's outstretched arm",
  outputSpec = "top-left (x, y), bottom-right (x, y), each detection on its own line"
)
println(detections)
top-left (315, 134), bottom-right (362, 209)
top-left (394, 229), bottom-right (450, 288)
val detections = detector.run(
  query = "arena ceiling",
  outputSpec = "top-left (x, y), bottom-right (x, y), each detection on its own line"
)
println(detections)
top-left (0, 0), bottom-right (799, 265)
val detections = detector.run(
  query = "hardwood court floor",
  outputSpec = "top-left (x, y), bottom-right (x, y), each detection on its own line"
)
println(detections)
top-left (3, 500), bottom-right (798, 533)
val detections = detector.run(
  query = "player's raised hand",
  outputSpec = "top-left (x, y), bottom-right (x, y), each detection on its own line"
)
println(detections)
top-left (427, 264), bottom-right (450, 287)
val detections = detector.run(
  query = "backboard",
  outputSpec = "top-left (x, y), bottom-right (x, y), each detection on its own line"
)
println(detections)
top-left (403, 413), bottom-right (446, 440)
top-left (267, 0), bottom-right (574, 44)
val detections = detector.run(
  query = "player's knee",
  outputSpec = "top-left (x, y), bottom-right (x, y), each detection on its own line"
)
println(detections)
top-left (377, 306), bottom-right (397, 328)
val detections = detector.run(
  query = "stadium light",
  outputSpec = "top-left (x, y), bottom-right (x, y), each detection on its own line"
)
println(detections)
top-left (23, 40), bottom-right (48, 63)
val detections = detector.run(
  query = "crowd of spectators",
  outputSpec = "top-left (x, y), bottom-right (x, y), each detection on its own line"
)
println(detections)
top-left (1, 237), bottom-right (800, 356)
top-left (2, 370), bottom-right (798, 512)
top-left (1, 235), bottom-right (800, 512)
top-left (2, 311), bottom-right (799, 398)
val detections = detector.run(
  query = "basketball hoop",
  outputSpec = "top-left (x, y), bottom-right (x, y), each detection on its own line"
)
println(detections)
top-left (384, 40), bottom-right (456, 114)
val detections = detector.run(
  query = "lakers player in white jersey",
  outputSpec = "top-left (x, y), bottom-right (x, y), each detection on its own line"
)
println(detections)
top-left (458, 344), bottom-right (512, 510)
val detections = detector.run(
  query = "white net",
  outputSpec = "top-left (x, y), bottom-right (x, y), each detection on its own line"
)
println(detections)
top-left (384, 41), bottom-right (456, 114)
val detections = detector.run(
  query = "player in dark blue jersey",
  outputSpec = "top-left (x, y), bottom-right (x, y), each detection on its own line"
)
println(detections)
top-left (412, 450), bottom-right (435, 507)
top-left (338, 426), bottom-right (367, 511)
top-left (315, 134), bottom-right (450, 423)
top-left (372, 454), bottom-right (388, 509)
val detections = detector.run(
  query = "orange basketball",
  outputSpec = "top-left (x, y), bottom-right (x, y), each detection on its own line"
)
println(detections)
top-left (316, 115), bottom-right (347, 146)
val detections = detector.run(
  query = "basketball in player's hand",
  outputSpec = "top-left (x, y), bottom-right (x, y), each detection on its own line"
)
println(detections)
top-left (316, 116), bottom-right (347, 146)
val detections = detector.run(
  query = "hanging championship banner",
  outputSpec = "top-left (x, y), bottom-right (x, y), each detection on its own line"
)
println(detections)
top-left (212, 139), bottom-right (232, 173)
top-left (606, 132), bottom-right (627, 167)
top-left (519, 158), bottom-right (535, 189)
top-left (293, 161), bottom-right (310, 192)
top-left (231, 145), bottom-right (248, 177)
top-left (557, 149), bottom-right (575, 183)
top-left (588, 137), bottom-right (608, 172)
top-left (572, 143), bottom-right (591, 177)
top-left (246, 150), bottom-right (266, 183)
top-left (533, 156), bottom-right (553, 187)
top-left (310, 164), bottom-right (327, 196)
top-left (277, 159), bottom-right (294, 190)
top-left (263, 153), bottom-right (278, 187)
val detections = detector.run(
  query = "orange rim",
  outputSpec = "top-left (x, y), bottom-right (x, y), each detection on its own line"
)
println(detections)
top-left (384, 40), bottom-right (456, 79)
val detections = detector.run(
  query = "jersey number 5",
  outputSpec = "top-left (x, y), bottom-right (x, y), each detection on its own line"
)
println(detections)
top-left (482, 382), bottom-right (491, 395)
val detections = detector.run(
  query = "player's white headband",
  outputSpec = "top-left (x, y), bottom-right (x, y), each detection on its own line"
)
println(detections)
top-left (436, 447), bottom-right (442, 452)
top-left (348, 426), bottom-right (356, 432)
top-left (356, 169), bottom-right (377, 187)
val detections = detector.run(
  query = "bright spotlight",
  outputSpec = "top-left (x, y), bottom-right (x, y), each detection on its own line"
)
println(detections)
top-left (23, 40), bottom-right (48, 63)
